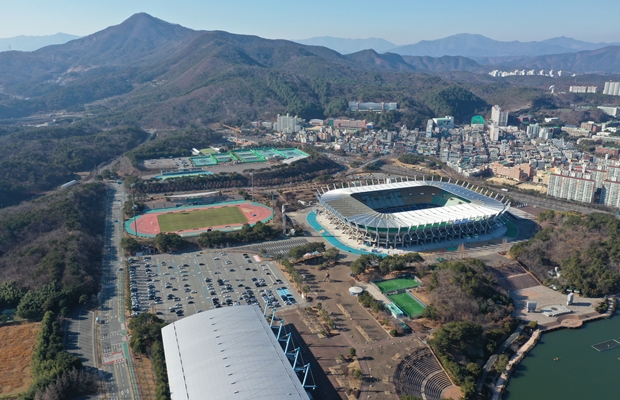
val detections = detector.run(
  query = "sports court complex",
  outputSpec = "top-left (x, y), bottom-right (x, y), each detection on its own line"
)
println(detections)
top-left (190, 148), bottom-right (308, 167)
top-left (125, 200), bottom-right (273, 237)
top-left (375, 277), bottom-right (426, 317)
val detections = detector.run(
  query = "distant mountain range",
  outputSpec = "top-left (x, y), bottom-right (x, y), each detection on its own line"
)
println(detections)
top-left (299, 33), bottom-right (619, 59)
top-left (0, 33), bottom-right (80, 52)
top-left (295, 36), bottom-right (396, 55)
top-left (0, 13), bottom-right (618, 128)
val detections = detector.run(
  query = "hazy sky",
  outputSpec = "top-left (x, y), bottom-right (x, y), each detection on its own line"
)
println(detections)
top-left (1, 0), bottom-right (619, 44)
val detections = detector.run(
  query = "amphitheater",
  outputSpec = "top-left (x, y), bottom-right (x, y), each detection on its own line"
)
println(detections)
top-left (393, 348), bottom-right (457, 400)
top-left (315, 178), bottom-right (509, 248)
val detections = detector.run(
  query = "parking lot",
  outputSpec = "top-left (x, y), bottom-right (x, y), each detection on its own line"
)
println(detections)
top-left (128, 250), bottom-right (304, 322)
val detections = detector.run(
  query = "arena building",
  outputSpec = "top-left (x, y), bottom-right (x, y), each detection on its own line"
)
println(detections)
top-left (162, 305), bottom-right (314, 400)
top-left (315, 178), bottom-right (509, 248)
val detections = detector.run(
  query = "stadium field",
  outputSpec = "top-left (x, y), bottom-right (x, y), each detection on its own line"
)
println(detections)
top-left (388, 292), bottom-right (425, 317)
top-left (375, 277), bottom-right (419, 293)
top-left (157, 207), bottom-right (247, 232)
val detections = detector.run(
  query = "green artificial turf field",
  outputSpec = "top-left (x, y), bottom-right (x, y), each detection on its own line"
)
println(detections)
top-left (157, 206), bottom-right (247, 232)
top-left (388, 292), bottom-right (425, 317)
top-left (375, 277), bottom-right (420, 293)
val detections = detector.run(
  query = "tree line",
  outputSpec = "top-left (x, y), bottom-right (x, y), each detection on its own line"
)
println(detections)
top-left (423, 259), bottom-right (516, 400)
top-left (0, 183), bottom-right (107, 320)
top-left (26, 311), bottom-right (96, 399)
top-left (0, 124), bottom-right (147, 206)
top-left (510, 210), bottom-right (620, 297)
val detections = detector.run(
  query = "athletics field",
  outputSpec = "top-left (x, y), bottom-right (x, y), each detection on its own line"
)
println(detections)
top-left (125, 201), bottom-right (273, 238)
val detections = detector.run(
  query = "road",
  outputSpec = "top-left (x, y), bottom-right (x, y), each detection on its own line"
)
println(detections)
top-left (97, 183), bottom-right (138, 399)
top-left (64, 183), bottom-right (136, 399)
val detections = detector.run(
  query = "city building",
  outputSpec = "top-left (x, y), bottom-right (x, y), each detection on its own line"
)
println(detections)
top-left (433, 116), bottom-right (454, 130)
top-left (276, 114), bottom-right (302, 134)
top-left (603, 82), bottom-right (620, 96)
top-left (569, 86), bottom-right (597, 94)
top-left (602, 178), bottom-right (620, 208)
top-left (326, 118), bottom-right (367, 129)
top-left (489, 162), bottom-right (534, 181)
top-left (491, 105), bottom-right (509, 127)
top-left (425, 119), bottom-right (434, 138)
top-left (598, 106), bottom-right (620, 117)
top-left (547, 173), bottom-right (595, 203)
top-left (349, 102), bottom-right (397, 112)
top-left (489, 124), bottom-right (500, 142)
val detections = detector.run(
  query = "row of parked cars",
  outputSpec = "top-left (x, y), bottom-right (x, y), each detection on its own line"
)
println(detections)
top-left (129, 263), bottom-right (160, 317)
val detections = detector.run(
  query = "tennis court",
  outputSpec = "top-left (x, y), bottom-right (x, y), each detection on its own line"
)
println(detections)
top-left (157, 206), bottom-right (247, 232)
top-left (232, 150), bottom-right (264, 163)
top-left (190, 156), bottom-right (217, 166)
top-left (254, 148), bottom-right (282, 159)
top-left (388, 292), bottom-right (425, 317)
top-left (278, 148), bottom-right (308, 158)
top-left (375, 277), bottom-right (420, 293)
top-left (212, 153), bottom-right (237, 163)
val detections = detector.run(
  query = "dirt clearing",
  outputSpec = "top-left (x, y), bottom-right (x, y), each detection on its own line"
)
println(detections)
top-left (0, 322), bottom-right (40, 397)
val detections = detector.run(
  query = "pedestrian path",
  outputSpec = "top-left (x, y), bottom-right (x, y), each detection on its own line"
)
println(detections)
top-left (240, 237), bottom-right (309, 255)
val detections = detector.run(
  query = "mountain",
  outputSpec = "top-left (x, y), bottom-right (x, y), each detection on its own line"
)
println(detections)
top-left (502, 46), bottom-right (620, 74)
top-left (401, 55), bottom-right (481, 72)
top-left (0, 13), bottom-right (512, 127)
top-left (0, 33), bottom-right (80, 52)
top-left (389, 33), bottom-right (618, 58)
top-left (295, 36), bottom-right (396, 54)
top-left (343, 50), bottom-right (416, 71)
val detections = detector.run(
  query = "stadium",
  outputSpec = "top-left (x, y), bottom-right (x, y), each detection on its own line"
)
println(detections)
top-left (315, 178), bottom-right (510, 248)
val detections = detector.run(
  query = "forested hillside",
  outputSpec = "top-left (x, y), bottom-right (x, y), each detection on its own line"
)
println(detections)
top-left (0, 13), bottom-right (497, 128)
top-left (510, 211), bottom-right (620, 297)
top-left (0, 183), bottom-right (107, 319)
top-left (424, 259), bottom-right (516, 399)
top-left (0, 124), bottom-right (147, 206)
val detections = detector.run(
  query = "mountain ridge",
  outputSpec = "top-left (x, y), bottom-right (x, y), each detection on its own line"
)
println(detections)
top-left (0, 33), bottom-right (81, 52)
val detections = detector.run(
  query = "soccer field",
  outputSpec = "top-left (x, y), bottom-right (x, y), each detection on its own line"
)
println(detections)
top-left (388, 293), bottom-right (425, 317)
top-left (375, 277), bottom-right (420, 293)
top-left (157, 207), bottom-right (248, 232)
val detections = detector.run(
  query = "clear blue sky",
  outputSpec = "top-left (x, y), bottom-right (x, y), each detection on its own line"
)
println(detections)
top-left (1, 0), bottom-right (618, 44)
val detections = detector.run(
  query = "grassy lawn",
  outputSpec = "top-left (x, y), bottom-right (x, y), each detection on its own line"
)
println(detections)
top-left (375, 277), bottom-right (419, 293)
top-left (157, 207), bottom-right (247, 232)
top-left (388, 293), bottom-right (425, 317)
top-left (504, 219), bottom-right (519, 238)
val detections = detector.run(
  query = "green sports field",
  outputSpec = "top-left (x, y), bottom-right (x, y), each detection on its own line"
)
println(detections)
top-left (375, 277), bottom-right (419, 293)
top-left (388, 292), bottom-right (425, 317)
top-left (157, 207), bottom-right (247, 232)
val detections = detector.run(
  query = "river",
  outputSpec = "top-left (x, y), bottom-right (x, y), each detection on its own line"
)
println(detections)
top-left (504, 314), bottom-right (620, 399)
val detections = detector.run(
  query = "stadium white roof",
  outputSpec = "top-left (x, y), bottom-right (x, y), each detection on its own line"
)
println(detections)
top-left (318, 180), bottom-right (507, 229)
top-left (162, 305), bottom-right (310, 400)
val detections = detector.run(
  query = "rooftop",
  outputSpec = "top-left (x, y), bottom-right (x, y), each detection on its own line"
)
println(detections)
top-left (162, 305), bottom-right (310, 400)
top-left (318, 180), bottom-right (507, 229)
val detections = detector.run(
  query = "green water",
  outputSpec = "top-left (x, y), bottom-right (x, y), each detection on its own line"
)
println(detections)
top-left (504, 315), bottom-right (620, 399)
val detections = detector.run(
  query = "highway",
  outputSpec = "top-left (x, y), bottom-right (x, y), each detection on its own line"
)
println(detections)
top-left (97, 183), bottom-right (138, 399)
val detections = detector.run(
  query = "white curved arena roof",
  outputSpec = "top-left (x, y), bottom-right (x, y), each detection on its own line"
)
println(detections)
top-left (318, 180), bottom-right (507, 230)
top-left (162, 305), bottom-right (310, 400)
